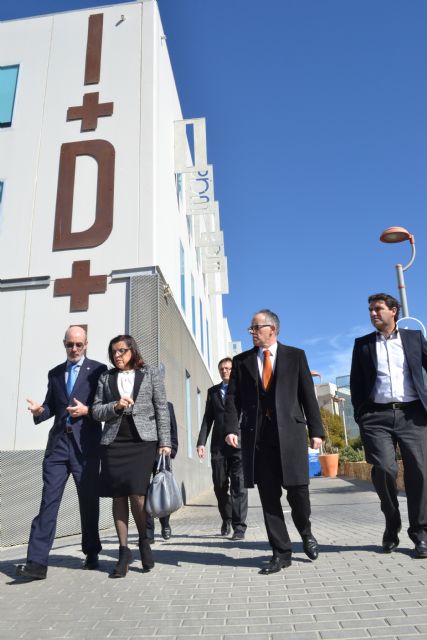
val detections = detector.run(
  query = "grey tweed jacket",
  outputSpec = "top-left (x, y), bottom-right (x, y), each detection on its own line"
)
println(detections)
top-left (92, 366), bottom-right (171, 447)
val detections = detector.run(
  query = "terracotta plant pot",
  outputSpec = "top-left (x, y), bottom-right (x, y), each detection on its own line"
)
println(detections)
top-left (318, 453), bottom-right (339, 478)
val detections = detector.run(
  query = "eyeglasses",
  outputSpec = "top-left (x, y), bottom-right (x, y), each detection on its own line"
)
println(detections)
top-left (64, 342), bottom-right (85, 349)
top-left (112, 348), bottom-right (131, 356)
top-left (247, 324), bottom-right (272, 333)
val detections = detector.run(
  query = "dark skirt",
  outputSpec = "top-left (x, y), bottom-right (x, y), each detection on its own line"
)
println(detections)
top-left (99, 414), bottom-right (157, 498)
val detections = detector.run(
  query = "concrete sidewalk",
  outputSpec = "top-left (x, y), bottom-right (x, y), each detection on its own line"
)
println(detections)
top-left (1, 476), bottom-right (427, 640)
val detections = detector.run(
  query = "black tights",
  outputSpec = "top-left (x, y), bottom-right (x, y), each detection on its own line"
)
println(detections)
top-left (112, 495), bottom-right (148, 546)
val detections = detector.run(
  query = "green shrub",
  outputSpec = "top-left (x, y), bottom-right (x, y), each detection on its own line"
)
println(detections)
top-left (339, 446), bottom-right (365, 463)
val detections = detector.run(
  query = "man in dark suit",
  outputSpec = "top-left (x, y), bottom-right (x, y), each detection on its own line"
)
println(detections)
top-left (350, 293), bottom-right (427, 558)
top-left (16, 325), bottom-right (107, 580)
top-left (146, 401), bottom-right (179, 541)
top-left (224, 310), bottom-right (324, 574)
top-left (197, 358), bottom-right (248, 540)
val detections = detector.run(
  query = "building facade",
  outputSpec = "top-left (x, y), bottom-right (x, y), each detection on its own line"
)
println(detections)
top-left (0, 0), bottom-right (232, 545)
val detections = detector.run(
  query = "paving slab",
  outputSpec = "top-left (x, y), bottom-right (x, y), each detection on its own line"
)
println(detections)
top-left (1, 476), bottom-right (427, 640)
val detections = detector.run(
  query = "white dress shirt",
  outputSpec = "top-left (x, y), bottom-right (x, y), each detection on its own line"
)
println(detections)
top-left (117, 369), bottom-right (135, 398)
top-left (257, 342), bottom-right (278, 379)
top-left (373, 329), bottom-right (418, 403)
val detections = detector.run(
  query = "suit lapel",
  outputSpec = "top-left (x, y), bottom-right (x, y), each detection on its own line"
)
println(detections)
top-left (243, 348), bottom-right (259, 384)
top-left (133, 368), bottom-right (145, 400)
top-left (109, 370), bottom-right (121, 400)
top-left (57, 362), bottom-right (68, 402)
top-left (367, 332), bottom-right (378, 370)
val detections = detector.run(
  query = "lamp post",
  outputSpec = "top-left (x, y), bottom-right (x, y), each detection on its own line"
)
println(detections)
top-left (380, 226), bottom-right (415, 318)
top-left (333, 394), bottom-right (348, 446)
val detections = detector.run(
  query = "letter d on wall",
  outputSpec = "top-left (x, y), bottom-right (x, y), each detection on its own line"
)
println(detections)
top-left (53, 139), bottom-right (115, 250)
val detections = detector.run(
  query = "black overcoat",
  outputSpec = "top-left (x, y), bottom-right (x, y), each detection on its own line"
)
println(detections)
top-left (224, 342), bottom-right (324, 488)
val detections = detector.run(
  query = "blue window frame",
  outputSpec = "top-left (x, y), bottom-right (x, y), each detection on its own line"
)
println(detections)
top-left (191, 276), bottom-right (196, 336)
top-left (206, 319), bottom-right (211, 368)
top-left (0, 65), bottom-right (19, 128)
top-left (180, 241), bottom-right (186, 313)
top-left (185, 370), bottom-right (192, 458)
top-left (199, 301), bottom-right (204, 354)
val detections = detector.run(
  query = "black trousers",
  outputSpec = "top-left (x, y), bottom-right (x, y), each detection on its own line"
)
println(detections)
top-left (145, 513), bottom-right (170, 537)
top-left (359, 401), bottom-right (427, 543)
top-left (211, 447), bottom-right (248, 532)
top-left (255, 418), bottom-right (312, 559)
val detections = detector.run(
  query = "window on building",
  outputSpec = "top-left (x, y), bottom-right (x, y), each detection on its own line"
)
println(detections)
top-left (0, 181), bottom-right (3, 203)
top-left (196, 387), bottom-right (202, 435)
top-left (185, 370), bottom-right (192, 458)
top-left (180, 241), bottom-right (186, 313)
top-left (191, 276), bottom-right (196, 336)
top-left (206, 319), bottom-right (211, 368)
top-left (199, 301), bottom-right (204, 354)
top-left (0, 65), bottom-right (19, 128)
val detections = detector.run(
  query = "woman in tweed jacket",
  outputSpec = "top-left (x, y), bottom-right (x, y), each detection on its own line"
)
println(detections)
top-left (92, 335), bottom-right (171, 577)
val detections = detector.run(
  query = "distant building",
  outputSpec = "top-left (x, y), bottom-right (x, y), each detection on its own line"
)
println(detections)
top-left (0, 0), bottom-right (233, 545)
top-left (314, 379), bottom-right (359, 442)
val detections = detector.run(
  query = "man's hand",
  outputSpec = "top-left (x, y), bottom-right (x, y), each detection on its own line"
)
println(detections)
top-left (26, 398), bottom-right (44, 417)
top-left (197, 446), bottom-right (206, 459)
top-left (225, 434), bottom-right (239, 448)
top-left (310, 437), bottom-right (322, 450)
top-left (66, 397), bottom-right (89, 418)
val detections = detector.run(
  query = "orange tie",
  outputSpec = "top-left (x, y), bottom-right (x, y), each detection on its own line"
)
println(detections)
top-left (262, 349), bottom-right (273, 390)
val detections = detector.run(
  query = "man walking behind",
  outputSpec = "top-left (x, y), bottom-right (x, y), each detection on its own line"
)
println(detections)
top-left (350, 293), bottom-right (427, 558)
top-left (197, 358), bottom-right (248, 540)
top-left (224, 310), bottom-right (323, 574)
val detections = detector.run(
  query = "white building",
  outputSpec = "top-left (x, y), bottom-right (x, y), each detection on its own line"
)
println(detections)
top-left (0, 0), bottom-right (232, 545)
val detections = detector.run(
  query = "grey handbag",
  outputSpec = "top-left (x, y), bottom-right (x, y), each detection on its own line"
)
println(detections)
top-left (146, 453), bottom-right (183, 518)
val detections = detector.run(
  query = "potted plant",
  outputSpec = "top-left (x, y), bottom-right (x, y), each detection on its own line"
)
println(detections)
top-left (318, 408), bottom-right (343, 478)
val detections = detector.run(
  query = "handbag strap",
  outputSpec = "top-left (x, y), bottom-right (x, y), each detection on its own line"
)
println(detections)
top-left (154, 452), bottom-right (172, 473)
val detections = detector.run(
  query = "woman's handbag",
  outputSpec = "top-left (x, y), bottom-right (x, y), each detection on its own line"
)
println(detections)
top-left (146, 453), bottom-right (183, 518)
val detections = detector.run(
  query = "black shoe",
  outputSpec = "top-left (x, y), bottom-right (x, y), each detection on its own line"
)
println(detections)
top-left (231, 531), bottom-right (245, 541)
top-left (82, 553), bottom-right (99, 570)
top-left (259, 556), bottom-right (292, 575)
top-left (302, 535), bottom-right (319, 561)
top-left (161, 526), bottom-right (172, 540)
top-left (414, 541), bottom-right (427, 558)
top-left (382, 527), bottom-right (400, 553)
top-left (139, 538), bottom-right (155, 572)
top-left (221, 520), bottom-right (231, 536)
top-left (16, 561), bottom-right (47, 580)
top-left (109, 546), bottom-right (132, 578)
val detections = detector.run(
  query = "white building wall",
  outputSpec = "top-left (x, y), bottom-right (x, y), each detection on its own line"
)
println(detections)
top-left (0, 0), bottom-right (229, 452)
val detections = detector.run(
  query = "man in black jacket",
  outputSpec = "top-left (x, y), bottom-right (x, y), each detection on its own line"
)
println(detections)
top-left (350, 293), bottom-right (427, 558)
top-left (197, 358), bottom-right (248, 540)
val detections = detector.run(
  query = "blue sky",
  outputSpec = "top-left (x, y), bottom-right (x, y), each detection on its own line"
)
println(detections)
top-left (2, 0), bottom-right (427, 382)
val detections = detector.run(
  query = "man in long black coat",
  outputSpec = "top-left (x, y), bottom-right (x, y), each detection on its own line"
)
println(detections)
top-left (224, 309), bottom-right (324, 574)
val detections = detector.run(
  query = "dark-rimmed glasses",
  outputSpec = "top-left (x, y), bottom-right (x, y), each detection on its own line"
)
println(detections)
top-left (247, 324), bottom-right (272, 333)
top-left (64, 342), bottom-right (85, 349)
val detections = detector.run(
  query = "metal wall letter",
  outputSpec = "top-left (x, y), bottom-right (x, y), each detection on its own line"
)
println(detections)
top-left (53, 139), bottom-right (115, 250)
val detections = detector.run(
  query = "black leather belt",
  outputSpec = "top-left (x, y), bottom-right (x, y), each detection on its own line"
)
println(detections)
top-left (64, 426), bottom-right (73, 433)
top-left (367, 400), bottom-right (421, 411)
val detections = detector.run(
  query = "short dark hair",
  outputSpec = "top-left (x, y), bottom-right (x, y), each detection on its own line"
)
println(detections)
top-left (368, 293), bottom-right (400, 320)
top-left (254, 309), bottom-right (280, 334)
top-left (108, 334), bottom-right (144, 369)
top-left (218, 357), bottom-right (233, 369)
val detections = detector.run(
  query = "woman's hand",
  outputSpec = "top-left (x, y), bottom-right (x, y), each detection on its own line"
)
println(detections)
top-left (115, 395), bottom-right (134, 411)
top-left (158, 446), bottom-right (172, 456)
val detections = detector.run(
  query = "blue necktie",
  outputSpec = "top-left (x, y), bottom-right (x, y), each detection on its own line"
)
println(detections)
top-left (66, 363), bottom-right (78, 398)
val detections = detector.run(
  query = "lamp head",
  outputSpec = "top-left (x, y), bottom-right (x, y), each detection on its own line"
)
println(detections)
top-left (380, 226), bottom-right (414, 244)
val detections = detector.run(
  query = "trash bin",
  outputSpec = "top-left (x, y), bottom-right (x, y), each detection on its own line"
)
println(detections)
top-left (308, 447), bottom-right (321, 477)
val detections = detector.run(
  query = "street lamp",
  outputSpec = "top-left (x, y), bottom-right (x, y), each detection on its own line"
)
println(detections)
top-left (380, 226), bottom-right (415, 318)
top-left (333, 394), bottom-right (348, 446)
